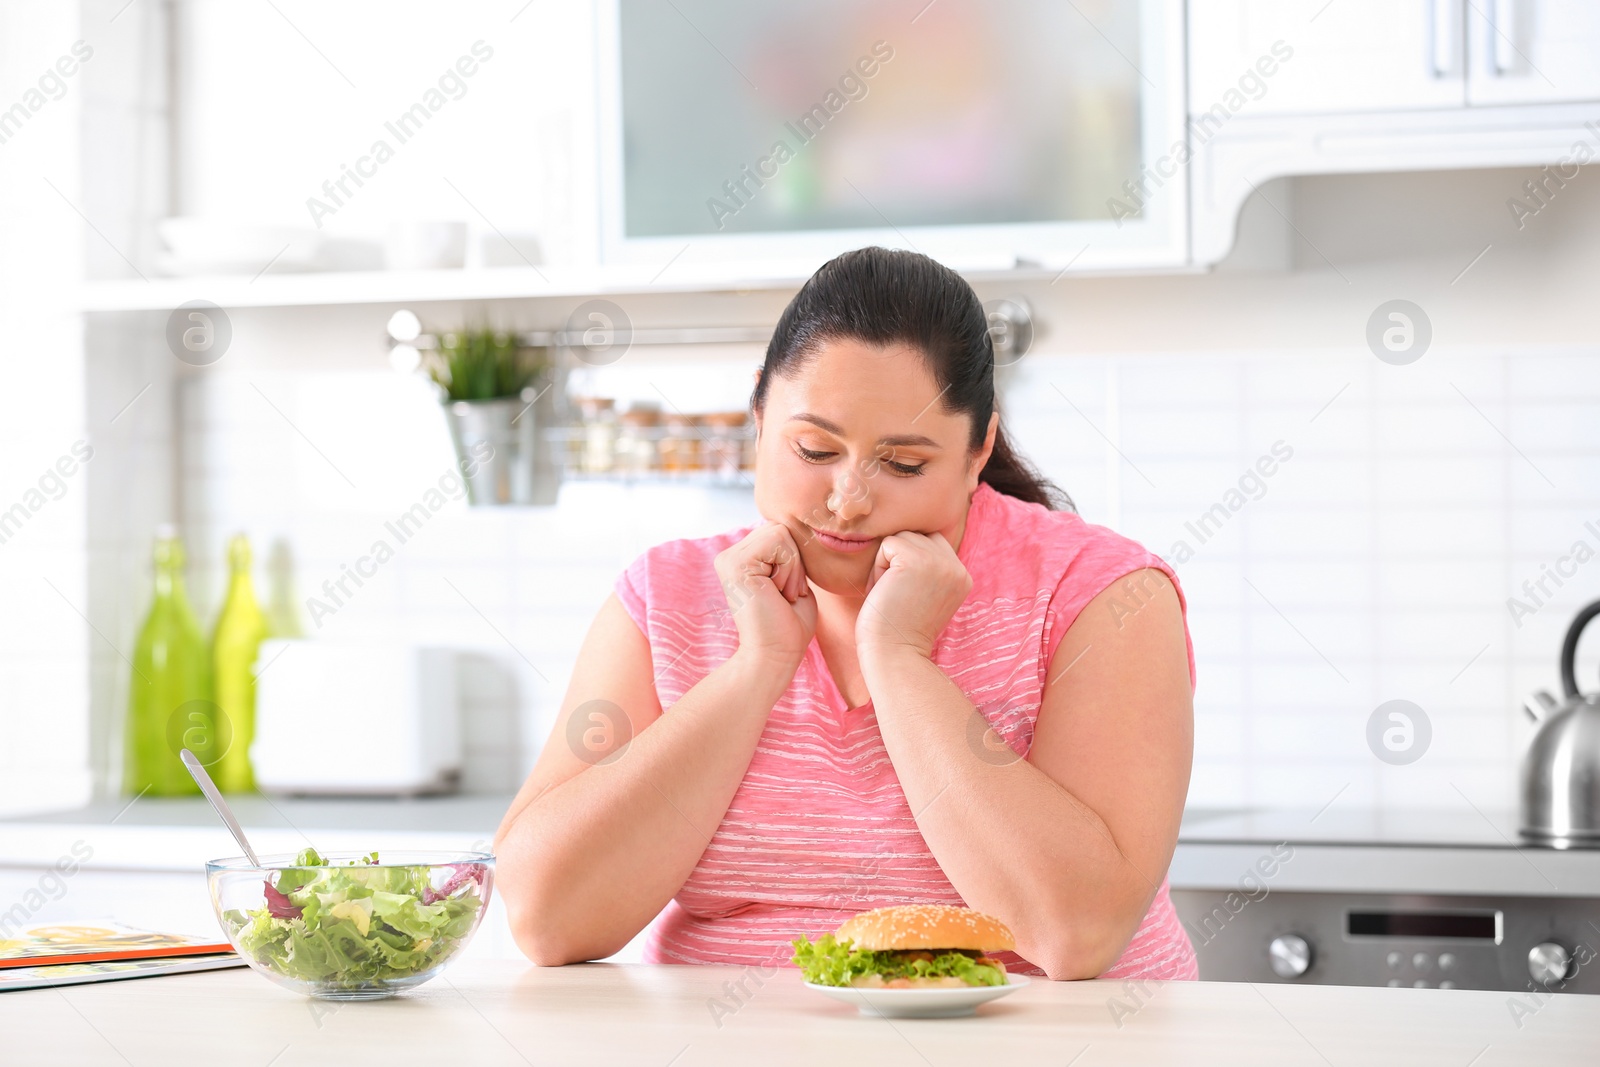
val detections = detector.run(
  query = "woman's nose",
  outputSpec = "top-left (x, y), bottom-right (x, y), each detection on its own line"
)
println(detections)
top-left (827, 463), bottom-right (872, 520)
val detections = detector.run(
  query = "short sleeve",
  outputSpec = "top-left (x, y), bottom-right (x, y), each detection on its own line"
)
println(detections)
top-left (1041, 535), bottom-right (1197, 693)
top-left (613, 550), bottom-right (651, 637)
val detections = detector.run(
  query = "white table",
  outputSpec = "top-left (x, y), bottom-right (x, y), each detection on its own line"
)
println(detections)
top-left (3, 960), bottom-right (1595, 1066)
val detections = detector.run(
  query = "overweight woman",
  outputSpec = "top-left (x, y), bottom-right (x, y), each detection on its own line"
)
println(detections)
top-left (494, 247), bottom-right (1197, 981)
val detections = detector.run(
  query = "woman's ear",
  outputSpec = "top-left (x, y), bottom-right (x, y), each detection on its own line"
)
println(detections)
top-left (969, 411), bottom-right (1000, 491)
top-left (751, 368), bottom-right (763, 432)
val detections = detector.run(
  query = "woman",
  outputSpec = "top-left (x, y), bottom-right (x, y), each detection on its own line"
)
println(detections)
top-left (495, 247), bottom-right (1197, 981)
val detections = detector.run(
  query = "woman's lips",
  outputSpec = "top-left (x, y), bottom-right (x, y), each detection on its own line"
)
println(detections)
top-left (811, 527), bottom-right (877, 553)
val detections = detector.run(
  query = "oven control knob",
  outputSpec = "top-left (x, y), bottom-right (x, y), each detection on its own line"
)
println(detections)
top-left (1528, 943), bottom-right (1572, 985)
top-left (1268, 934), bottom-right (1313, 979)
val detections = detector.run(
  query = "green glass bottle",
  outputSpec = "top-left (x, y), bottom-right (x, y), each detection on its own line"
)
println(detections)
top-left (212, 533), bottom-right (268, 793)
top-left (125, 526), bottom-right (212, 796)
top-left (264, 538), bottom-right (305, 639)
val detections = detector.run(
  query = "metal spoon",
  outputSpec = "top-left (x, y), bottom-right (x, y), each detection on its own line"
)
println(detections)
top-left (180, 748), bottom-right (263, 867)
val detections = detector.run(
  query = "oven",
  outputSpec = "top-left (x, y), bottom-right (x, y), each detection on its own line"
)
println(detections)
top-left (1170, 807), bottom-right (1600, 994)
top-left (1171, 888), bottom-right (1600, 993)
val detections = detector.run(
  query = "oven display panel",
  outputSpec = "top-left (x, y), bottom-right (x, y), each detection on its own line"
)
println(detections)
top-left (1346, 910), bottom-right (1503, 941)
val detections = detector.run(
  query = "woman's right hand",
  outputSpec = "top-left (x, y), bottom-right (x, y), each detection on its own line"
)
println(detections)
top-left (714, 521), bottom-right (818, 671)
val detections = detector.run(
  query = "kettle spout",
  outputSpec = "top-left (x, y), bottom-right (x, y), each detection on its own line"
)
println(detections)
top-left (1524, 690), bottom-right (1560, 723)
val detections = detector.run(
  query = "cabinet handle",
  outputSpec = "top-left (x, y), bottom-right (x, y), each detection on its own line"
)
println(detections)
top-left (1427, 0), bottom-right (1458, 78)
top-left (1486, 0), bottom-right (1513, 75)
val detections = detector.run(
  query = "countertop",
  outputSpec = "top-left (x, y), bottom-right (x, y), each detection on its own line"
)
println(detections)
top-left (4, 960), bottom-right (1596, 1066)
top-left (1172, 806), bottom-right (1600, 897)
top-left (8, 797), bottom-right (1599, 897)
top-left (0, 794), bottom-right (507, 871)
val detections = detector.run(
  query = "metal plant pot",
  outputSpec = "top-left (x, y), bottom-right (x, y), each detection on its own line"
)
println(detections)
top-left (441, 377), bottom-right (562, 506)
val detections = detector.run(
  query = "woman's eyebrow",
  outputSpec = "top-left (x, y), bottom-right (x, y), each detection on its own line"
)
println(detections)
top-left (787, 412), bottom-right (942, 449)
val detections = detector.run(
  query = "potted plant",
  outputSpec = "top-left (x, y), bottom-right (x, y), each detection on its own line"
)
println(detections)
top-left (423, 327), bottom-right (563, 506)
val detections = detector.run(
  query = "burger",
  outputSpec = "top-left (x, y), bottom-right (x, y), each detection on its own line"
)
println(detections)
top-left (791, 904), bottom-right (1013, 988)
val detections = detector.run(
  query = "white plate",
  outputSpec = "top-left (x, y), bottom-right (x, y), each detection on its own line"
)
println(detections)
top-left (804, 974), bottom-right (1030, 1018)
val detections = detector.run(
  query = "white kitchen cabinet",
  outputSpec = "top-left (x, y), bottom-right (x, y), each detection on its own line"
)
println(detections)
top-left (1188, 0), bottom-right (1466, 115)
top-left (1190, 0), bottom-right (1600, 116)
top-left (598, 0), bottom-right (1190, 276)
top-left (1187, 0), bottom-right (1600, 264)
top-left (1466, 0), bottom-right (1600, 105)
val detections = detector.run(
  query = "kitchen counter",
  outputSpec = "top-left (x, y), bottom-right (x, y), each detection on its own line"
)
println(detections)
top-left (1173, 806), bottom-right (1600, 897)
top-left (0, 794), bottom-right (531, 966)
top-left (0, 794), bottom-right (508, 871)
top-left (4, 960), bottom-right (1596, 1066)
top-left (9, 797), bottom-right (1600, 904)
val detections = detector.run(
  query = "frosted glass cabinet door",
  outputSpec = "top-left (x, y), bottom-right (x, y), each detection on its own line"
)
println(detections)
top-left (598, 0), bottom-right (1189, 272)
top-left (1188, 0), bottom-right (1467, 115)
top-left (1466, 0), bottom-right (1600, 105)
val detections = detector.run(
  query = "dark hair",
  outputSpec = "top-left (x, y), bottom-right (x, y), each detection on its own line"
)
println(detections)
top-left (751, 246), bottom-right (1073, 512)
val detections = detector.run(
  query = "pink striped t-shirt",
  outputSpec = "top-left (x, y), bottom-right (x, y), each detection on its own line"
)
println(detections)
top-left (613, 481), bottom-right (1198, 980)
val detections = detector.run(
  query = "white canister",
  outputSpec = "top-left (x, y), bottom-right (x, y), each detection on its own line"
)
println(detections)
top-left (250, 640), bottom-right (461, 795)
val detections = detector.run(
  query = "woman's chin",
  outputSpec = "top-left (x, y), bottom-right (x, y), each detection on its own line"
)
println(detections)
top-left (799, 550), bottom-right (873, 598)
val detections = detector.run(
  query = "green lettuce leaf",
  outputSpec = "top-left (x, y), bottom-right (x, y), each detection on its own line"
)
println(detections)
top-left (229, 851), bottom-right (485, 988)
top-left (790, 934), bottom-right (1007, 987)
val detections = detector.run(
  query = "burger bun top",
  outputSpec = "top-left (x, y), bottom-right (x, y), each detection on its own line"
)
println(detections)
top-left (835, 905), bottom-right (1015, 953)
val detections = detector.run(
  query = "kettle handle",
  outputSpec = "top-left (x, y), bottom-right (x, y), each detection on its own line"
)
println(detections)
top-left (1559, 598), bottom-right (1600, 699)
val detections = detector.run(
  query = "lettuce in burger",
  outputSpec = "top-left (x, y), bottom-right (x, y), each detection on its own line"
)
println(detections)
top-left (792, 904), bottom-right (1012, 988)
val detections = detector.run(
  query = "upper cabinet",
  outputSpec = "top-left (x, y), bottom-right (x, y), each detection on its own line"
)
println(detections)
top-left (1465, 0), bottom-right (1600, 105)
top-left (596, 0), bottom-right (1189, 278)
top-left (1191, 0), bottom-right (1600, 114)
top-left (1187, 0), bottom-right (1600, 264)
top-left (1189, 0), bottom-right (1466, 114)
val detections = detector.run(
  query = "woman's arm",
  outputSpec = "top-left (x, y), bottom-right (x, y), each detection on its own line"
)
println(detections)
top-left (493, 593), bottom-right (797, 965)
top-left (862, 567), bottom-right (1194, 980)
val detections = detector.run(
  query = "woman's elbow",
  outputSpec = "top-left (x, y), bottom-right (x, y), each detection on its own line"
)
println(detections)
top-left (507, 909), bottom-right (608, 966)
top-left (499, 872), bottom-right (571, 965)
top-left (503, 888), bottom-right (626, 966)
top-left (516, 937), bottom-right (596, 968)
top-left (1035, 946), bottom-right (1122, 981)
top-left (1026, 909), bottom-right (1143, 981)
top-left (513, 930), bottom-right (576, 968)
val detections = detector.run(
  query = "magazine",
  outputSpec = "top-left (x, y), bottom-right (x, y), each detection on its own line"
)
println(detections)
top-left (0, 921), bottom-right (233, 969)
top-left (0, 954), bottom-right (245, 993)
top-left (0, 922), bottom-right (243, 991)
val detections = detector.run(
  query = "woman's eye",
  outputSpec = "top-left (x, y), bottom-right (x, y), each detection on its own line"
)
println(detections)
top-left (796, 441), bottom-right (928, 476)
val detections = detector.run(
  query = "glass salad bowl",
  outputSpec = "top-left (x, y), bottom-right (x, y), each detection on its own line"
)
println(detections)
top-left (206, 848), bottom-right (494, 1000)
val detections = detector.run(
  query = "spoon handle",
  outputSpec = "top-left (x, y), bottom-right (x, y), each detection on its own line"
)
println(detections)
top-left (180, 748), bottom-right (262, 867)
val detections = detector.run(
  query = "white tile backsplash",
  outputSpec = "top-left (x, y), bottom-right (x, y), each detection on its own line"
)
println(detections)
top-left (32, 336), bottom-right (1586, 819)
top-left (1069, 346), bottom-right (1600, 812)
top-left (0, 2), bottom-right (96, 816)
top-left (135, 343), bottom-right (1599, 815)
top-left (6, 0), bottom-right (1597, 834)
top-left (163, 375), bottom-right (762, 795)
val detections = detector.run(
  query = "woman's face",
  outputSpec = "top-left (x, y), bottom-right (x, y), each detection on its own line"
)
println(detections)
top-left (753, 337), bottom-right (998, 599)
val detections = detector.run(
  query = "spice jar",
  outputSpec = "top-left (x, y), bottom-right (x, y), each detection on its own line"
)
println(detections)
top-left (578, 396), bottom-right (617, 474)
top-left (660, 413), bottom-right (701, 473)
top-left (617, 401), bottom-right (662, 476)
top-left (701, 411), bottom-right (749, 484)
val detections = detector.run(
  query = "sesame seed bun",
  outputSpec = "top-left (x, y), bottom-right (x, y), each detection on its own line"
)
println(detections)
top-left (835, 904), bottom-right (1015, 953)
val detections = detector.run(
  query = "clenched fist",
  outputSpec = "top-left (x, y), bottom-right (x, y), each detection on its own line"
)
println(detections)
top-left (715, 521), bottom-right (819, 673)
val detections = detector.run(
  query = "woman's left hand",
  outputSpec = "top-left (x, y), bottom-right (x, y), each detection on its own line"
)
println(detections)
top-left (856, 531), bottom-right (972, 663)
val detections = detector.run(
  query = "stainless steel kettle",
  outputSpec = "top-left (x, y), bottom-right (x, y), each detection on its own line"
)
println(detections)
top-left (1521, 599), bottom-right (1600, 847)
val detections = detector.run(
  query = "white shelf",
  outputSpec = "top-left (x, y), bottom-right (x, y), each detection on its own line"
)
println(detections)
top-left (76, 260), bottom-right (1206, 314)
top-left (75, 263), bottom-right (816, 314)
